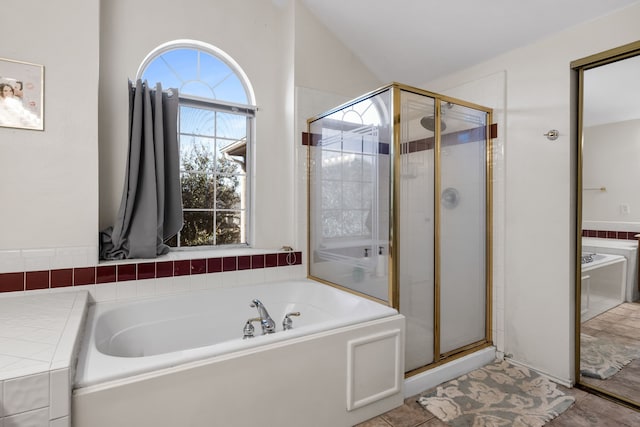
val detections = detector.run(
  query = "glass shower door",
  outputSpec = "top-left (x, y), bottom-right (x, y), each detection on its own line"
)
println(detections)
top-left (439, 103), bottom-right (488, 354)
top-left (399, 90), bottom-right (436, 371)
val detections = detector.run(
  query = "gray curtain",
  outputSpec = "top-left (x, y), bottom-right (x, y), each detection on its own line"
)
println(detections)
top-left (100, 80), bottom-right (183, 260)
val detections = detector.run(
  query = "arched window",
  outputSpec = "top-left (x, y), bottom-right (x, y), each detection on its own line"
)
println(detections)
top-left (138, 40), bottom-right (255, 248)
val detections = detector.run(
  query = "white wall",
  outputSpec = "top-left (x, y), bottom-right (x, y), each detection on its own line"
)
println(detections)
top-left (422, 2), bottom-right (640, 383)
top-left (99, 0), bottom-right (294, 250)
top-left (292, 1), bottom-right (382, 251)
top-left (583, 119), bottom-right (640, 226)
top-left (99, 0), bottom-right (380, 253)
top-left (0, 0), bottom-right (379, 274)
top-left (0, 0), bottom-right (99, 257)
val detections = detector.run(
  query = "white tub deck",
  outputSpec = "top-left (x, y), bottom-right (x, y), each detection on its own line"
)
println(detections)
top-left (581, 253), bottom-right (627, 321)
top-left (73, 279), bottom-right (406, 427)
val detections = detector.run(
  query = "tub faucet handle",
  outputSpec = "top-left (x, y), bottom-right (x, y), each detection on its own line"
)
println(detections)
top-left (243, 318), bottom-right (261, 339)
top-left (282, 312), bottom-right (301, 330)
top-left (250, 299), bottom-right (276, 334)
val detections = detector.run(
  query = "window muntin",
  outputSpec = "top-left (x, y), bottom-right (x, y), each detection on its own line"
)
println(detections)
top-left (141, 48), bottom-right (248, 104)
top-left (140, 42), bottom-right (254, 248)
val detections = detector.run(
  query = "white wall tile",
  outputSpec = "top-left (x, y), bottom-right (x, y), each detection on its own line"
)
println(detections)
top-left (264, 267), bottom-right (290, 283)
top-left (4, 407), bottom-right (48, 427)
top-left (169, 276), bottom-right (190, 294)
top-left (235, 269), bottom-right (262, 286)
top-left (202, 273), bottom-right (224, 291)
top-left (0, 361), bottom-right (50, 383)
top-left (219, 271), bottom-right (238, 288)
top-left (91, 283), bottom-right (117, 302)
top-left (0, 251), bottom-right (23, 274)
top-left (135, 279), bottom-right (156, 298)
top-left (189, 274), bottom-right (210, 290)
top-left (53, 247), bottom-right (95, 270)
top-left (21, 249), bottom-right (56, 273)
top-left (115, 281), bottom-right (137, 300)
top-left (153, 277), bottom-right (176, 296)
top-left (49, 369), bottom-right (69, 420)
top-left (0, 339), bottom-right (55, 363)
top-left (3, 372), bottom-right (49, 416)
top-left (49, 417), bottom-right (69, 427)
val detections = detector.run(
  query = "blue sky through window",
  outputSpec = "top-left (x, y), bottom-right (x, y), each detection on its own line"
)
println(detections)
top-left (141, 48), bottom-right (248, 104)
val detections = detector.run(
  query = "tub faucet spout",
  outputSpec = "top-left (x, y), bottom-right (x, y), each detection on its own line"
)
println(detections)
top-left (251, 299), bottom-right (276, 334)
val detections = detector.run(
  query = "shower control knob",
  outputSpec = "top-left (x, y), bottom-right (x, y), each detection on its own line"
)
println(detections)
top-left (282, 312), bottom-right (301, 330)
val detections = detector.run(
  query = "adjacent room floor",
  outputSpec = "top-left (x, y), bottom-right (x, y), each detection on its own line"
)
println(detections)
top-left (581, 302), bottom-right (640, 402)
top-left (357, 386), bottom-right (640, 426)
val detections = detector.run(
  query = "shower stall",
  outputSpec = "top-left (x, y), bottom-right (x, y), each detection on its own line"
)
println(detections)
top-left (307, 83), bottom-right (493, 376)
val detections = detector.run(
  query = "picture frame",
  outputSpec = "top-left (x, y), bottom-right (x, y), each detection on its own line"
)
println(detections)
top-left (0, 57), bottom-right (44, 131)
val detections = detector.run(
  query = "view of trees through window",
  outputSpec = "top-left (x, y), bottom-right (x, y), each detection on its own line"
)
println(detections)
top-left (141, 43), bottom-right (253, 248)
top-left (165, 138), bottom-right (245, 247)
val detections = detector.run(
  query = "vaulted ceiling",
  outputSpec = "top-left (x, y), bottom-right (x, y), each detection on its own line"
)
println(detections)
top-left (302, 0), bottom-right (640, 85)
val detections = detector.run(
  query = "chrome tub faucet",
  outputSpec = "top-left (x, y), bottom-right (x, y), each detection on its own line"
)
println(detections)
top-left (250, 299), bottom-right (276, 334)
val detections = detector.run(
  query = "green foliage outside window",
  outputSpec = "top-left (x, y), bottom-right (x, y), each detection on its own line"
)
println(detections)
top-left (167, 141), bottom-right (243, 247)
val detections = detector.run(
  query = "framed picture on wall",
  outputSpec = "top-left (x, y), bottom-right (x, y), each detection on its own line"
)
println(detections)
top-left (0, 57), bottom-right (44, 131)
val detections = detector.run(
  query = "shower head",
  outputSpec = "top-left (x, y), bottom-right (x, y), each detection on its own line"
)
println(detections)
top-left (420, 115), bottom-right (446, 132)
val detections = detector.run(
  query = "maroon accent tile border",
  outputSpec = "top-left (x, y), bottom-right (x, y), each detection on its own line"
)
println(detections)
top-left (51, 269), bottom-right (73, 288)
top-left (74, 267), bottom-right (96, 286)
top-left (305, 123), bottom-right (497, 153)
top-left (223, 257), bottom-right (237, 272)
top-left (191, 259), bottom-right (207, 275)
top-left (0, 250), bottom-right (304, 294)
top-left (174, 260), bottom-right (191, 276)
top-left (26, 271), bottom-right (49, 291)
top-left (138, 262), bottom-right (156, 280)
top-left (0, 272), bottom-right (24, 292)
top-left (238, 255), bottom-right (251, 270)
top-left (156, 261), bottom-right (174, 278)
top-left (490, 123), bottom-right (498, 139)
top-left (117, 264), bottom-right (136, 282)
top-left (582, 229), bottom-right (640, 240)
top-left (251, 255), bottom-right (265, 269)
top-left (97, 265), bottom-right (116, 284)
top-left (265, 254), bottom-right (278, 268)
top-left (207, 257), bottom-right (222, 273)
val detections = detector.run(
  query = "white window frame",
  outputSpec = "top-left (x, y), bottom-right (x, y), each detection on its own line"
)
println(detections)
top-left (137, 40), bottom-right (256, 249)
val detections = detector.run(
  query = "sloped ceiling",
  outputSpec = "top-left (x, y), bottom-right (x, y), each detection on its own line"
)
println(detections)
top-left (301, 0), bottom-right (640, 86)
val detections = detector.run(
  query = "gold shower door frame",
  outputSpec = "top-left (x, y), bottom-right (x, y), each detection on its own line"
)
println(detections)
top-left (306, 82), bottom-right (494, 376)
top-left (571, 40), bottom-right (640, 411)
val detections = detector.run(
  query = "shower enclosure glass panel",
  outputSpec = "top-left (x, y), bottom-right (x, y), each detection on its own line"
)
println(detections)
top-left (399, 90), bottom-right (436, 370)
top-left (307, 83), bottom-right (492, 376)
top-left (439, 103), bottom-right (488, 354)
top-left (308, 90), bottom-right (392, 302)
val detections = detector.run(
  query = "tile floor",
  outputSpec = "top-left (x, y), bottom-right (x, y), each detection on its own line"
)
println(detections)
top-left (357, 386), bottom-right (640, 426)
top-left (581, 302), bottom-right (640, 402)
top-left (357, 302), bottom-right (640, 426)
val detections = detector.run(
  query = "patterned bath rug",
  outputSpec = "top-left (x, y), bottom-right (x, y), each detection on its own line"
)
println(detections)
top-left (417, 360), bottom-right (575, 427)
top-left (580, 333), bottom-right (640, 379)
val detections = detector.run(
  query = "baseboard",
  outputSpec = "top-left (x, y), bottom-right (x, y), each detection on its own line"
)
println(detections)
top-left (503, 357), bottom-right (573, 388)
top-left (403, 347), bottom-right (497, 398)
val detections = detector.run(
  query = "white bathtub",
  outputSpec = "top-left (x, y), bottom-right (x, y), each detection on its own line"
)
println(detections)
top-left (582, 237), bottom-right (638, 302)
top-left (73, 279), bottom-right (405, 427)
top-left (581, 252), bottom-right (627, 321)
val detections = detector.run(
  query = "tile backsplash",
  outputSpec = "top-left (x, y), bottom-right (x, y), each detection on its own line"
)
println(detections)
top-left (582, 229), bottom-right (640, 240)
top-left (0, 249), bottom-right (303, 294)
